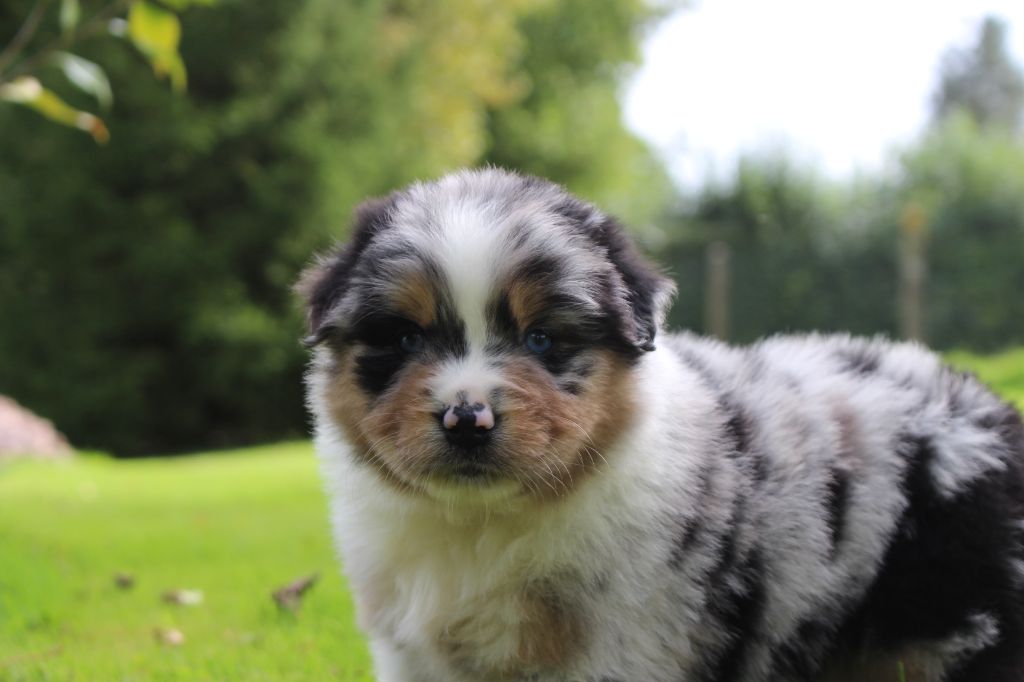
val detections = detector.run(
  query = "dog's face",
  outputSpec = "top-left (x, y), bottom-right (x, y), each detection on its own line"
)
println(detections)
top-left (299, 170), bottom-right (673, 504)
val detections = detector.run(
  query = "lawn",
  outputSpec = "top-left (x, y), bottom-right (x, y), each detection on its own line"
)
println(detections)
top-left (1, 349), bottom-right (1022, 682)
top-left (0, 442), bottom-right (373, 682)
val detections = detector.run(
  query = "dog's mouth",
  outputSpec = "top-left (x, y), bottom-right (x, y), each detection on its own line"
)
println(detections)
top-left (443, 460), bottom-right (498, 479)
top-left (430, 451), bottom-right (509, 484)
top-left (418, 453), bottom-right (524, 504)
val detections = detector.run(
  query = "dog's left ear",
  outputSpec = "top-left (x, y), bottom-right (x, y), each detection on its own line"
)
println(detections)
top-left (557, 195), bottom-right (675, 352)
top-left (596, 215), bottom-right (676, 352)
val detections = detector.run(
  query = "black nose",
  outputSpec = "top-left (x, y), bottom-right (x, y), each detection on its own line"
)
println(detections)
top-left (441, 402), bottom-right (494, 449)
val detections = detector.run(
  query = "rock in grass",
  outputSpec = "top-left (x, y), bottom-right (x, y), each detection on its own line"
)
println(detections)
top-left (272, 573), bottom-right (318, 612)
top-left (0, 395), bottom-right (71, 460)
top-left (153, 627), bottom-right (185, 646)
top-left (114, 573), bottom-right (135, 590)
top-left (161, 589), bottom-right (203, 606)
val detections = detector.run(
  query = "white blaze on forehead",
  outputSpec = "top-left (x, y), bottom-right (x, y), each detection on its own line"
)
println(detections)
top-left (432, 198), bottom-right (511, 349)
top-left (391, 169), bottom-right (610, 352)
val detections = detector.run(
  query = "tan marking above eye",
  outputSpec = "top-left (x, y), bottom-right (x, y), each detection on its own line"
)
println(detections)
top-left (388, 271), bottom-right (437, 328)
top-left (506, 278), bottom-right (549, 330)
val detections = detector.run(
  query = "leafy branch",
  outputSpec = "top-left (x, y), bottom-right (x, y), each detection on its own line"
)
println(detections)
top-left (0, 0), bottom-right (204, 143)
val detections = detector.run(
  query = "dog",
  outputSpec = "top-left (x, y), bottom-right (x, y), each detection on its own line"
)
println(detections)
top-left (298, 168), bottom-right (1024, 681)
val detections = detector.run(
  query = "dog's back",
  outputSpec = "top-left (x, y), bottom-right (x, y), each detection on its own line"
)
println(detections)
top-left (662, 332), bottom-right (1024, 681)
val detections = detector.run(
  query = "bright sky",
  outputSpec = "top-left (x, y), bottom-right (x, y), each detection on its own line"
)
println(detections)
top-left (624, 0), bottom-right (1024, 189)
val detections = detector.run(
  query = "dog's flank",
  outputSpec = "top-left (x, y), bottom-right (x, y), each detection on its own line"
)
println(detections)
top-left (300, 168), bottom-right (1024, 681)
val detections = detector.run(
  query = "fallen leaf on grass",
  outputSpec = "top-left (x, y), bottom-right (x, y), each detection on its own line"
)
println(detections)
top-left (272, 573), bottom-right (318, 612)
top-left (161, 588), bottom-right (203, 606)
top-left (153, 627), bottom-right (185, 646)
top-left (114, 573), bottom-right (135, 590)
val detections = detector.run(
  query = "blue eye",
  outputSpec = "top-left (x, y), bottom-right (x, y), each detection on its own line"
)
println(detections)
top-left (525, 329), bottom-right (553, 354)
top-left (399, 332), bottom-right (425, 354)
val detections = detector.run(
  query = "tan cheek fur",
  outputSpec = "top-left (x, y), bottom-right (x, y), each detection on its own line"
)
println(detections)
top-left (499, 350), bottom-right (637, 499)
top-left (358, 362), bottom-right (440, 485)
top-left (322, 351), bottom-right (435, 492)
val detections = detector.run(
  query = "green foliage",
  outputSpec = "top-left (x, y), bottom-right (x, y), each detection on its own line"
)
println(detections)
top-left (0, 0), bottom-right (669, 455)
top-left (0, 443), bottom-right (373, 680)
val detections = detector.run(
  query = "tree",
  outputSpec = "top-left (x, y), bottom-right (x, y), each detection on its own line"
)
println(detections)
top-left (931, 16), bottom-right (1024, 134)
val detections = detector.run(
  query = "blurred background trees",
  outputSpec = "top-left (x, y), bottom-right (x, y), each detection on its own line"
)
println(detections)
top-left (2, 4), bottom-right (1024, 456)
top-left (0, 0), bottom-right (670, 455)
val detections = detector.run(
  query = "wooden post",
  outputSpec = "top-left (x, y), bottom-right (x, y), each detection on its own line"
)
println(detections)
top-left (705, 240), bottom-right (731, 341)
top-left (899, 202), bottom-right (927, 342)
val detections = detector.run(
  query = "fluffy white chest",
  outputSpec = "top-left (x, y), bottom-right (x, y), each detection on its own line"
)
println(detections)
top-left (323, 464), bottom-right (611, 676)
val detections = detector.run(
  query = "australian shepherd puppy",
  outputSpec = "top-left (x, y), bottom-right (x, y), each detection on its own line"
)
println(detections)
top-left (298, 168), bottom-right (1024, 682)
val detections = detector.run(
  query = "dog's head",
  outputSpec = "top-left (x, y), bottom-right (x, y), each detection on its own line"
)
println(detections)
top-left (299, 169), bottom-right (674, 504)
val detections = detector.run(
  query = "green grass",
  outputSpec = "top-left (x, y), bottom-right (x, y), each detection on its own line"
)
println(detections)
top-left (0, 442), bottom-right (373, 681)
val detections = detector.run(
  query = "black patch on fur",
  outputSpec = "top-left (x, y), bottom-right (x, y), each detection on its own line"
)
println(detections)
top-left (488, 293), bottom-right (519, 341)
top-left (354, 349), bottom-right (410, 396)
top-left (721, 401), bottom-right (769, 483)
top-left (837, 432), bottom-right (1024, 664)
top-left (698, 548), bottom-right (767, 682)
top-left (669, 465), bottom-right (714, 570)
top-left (347, 293), bottom-right (467, 396)
top-left (724, 409), bottom-right (751, 455)
top-left (768, 618), bottom-right (838, 680)
top-left (704, 491), bottom-right (750, 588)
top-left (518, 253), bottom-right (566, 289)
top-left (428, 292), bottom-right (469, 359)
top-left (824, 469), bottom-right (850, 556)
top-left (560, 380), bottom-right (584, 396)
top-left (537, 344), bottom-right (585, 376)
top-left (835, 344), bottom-right (881, 375)
top-left (347, 313), bottom-right (420, 395)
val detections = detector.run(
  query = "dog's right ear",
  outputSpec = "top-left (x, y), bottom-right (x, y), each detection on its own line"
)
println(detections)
top-left (295, 196), bottom-right (396, 347)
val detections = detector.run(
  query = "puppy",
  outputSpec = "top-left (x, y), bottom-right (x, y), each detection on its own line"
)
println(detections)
top-left (298, 168), bottom-right (1024, 681)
